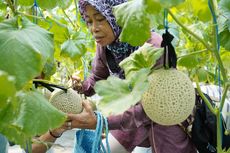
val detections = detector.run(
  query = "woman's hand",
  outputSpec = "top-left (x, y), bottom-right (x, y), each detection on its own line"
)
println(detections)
top-left (49, 120), bottom-right (73, 138)
top-left (67, 100), bottom-right (97, 129)
top-left (32, 120), bottom-right (73, 153)
top-left (72, 74), bottom-right (83, 92)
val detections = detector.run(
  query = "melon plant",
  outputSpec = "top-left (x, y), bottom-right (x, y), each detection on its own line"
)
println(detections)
top-left (49, 88), bottom-right (83, 114)
top-left (142, 68), bottom-right (195, 125)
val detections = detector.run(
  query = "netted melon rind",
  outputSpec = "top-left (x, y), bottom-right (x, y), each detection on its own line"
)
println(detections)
top-left (49, 88), bottom-right (83, 114)
top-left (142, 69), bottom-right (195, 125)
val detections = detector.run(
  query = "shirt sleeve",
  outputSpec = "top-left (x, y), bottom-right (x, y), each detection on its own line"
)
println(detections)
top-left (107, 103), bottom-right (151, 131)
top-left (82, 46), bottom-right (110, 96)
top-left (146, 31), bottom-right (163, 48)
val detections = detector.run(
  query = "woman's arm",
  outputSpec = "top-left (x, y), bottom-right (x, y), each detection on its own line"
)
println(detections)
top-left (107, 103), bottom-right (151, 131)
top-left (73, 46), bottom-right (110, 97)
top-left (32, 131), bottom-right (57, 153)
top-left (67, 101), bottom-right (151, 131)
top-left (147, 32), bottom-right (163, 48)
top-left (32, 122), bottom-right (70, 153)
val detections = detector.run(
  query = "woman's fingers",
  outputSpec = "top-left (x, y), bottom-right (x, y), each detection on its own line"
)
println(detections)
top-left (67, 114), bottom-right (94, 129)
top-left (49, 121), bottom-right (72, 137)
top-left (82, 100), bottom-right (94, 114)
top-left (65, 100), bottom-right (97, 129)
top-left (64, 121), bottom-right (72, 130)
top-left (67, 109), bottom-right (97, 129)
top-left (71, 75), bottom-right (82, 92)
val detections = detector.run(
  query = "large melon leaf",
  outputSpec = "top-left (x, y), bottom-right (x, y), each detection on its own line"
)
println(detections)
top-left (190, 0), bottom-right (212, 22)
top-left (196, 67), bottom-right (210, 82)
top-left (14, 91), bottom-right (66, 136)
top-left (219, 0), bottom-right (230, 20)
top-left (0, 100), bottom-right (22, 142)
top-left (219, 0), bottom-right (230, 51)
top-left (0, 89), bottom-right (21, 146)
top-left (220, 29), bottom-right (230, 51)
top-left (113, 0), bottom-right (162, 46)
top-left (1, 91), bottom-right (66, 148)
top-left (0, 17), bottom-right (53, 89)
top-left (0, 89), bottom-right (66, 149)
top-left (47, 17), bottom-right (69, 44)
top-left (0, 71), bottom-right (16, 108)
top-left (119, 43), bottom-right (164, 79)
top-left (221, 52), bottom-right (230, 73)
top-left (0, 126), bottom-right (27, 149)
top-left (95, 69), bottom-right (149, 116)
top-left (61, 39), bottom-right (86, 61)
top-left (177, 54), bottom-right (200, 69)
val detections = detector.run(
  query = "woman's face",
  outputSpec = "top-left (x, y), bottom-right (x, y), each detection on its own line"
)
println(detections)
top-left (85, 5), bottom-right (116, 46)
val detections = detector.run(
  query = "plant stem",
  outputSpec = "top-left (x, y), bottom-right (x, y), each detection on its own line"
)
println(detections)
top-left (209, 0), bottom-right (227, 152)
top-left (168, 9), bottom-right (213, 52)
top-left (18, 12), bottom-right (45, 20)
top-left (6, 0), bottom-right (16, 15)
top-left (195, 76), bottom-right (217, 115)
top-left (62, 8), bottom-right (76, 30)
top-left (209, 0), bottom-right (228, 83)
top-left (74, 0), bottom-right (81, 29)
top-left (216, 109), bottom-right (222, 153)
top-left (219, 85), bottom-right (230, 111)
top-left (177, 49), bottom-right (208, 59)
top-left (14, 0), bottom-right (18, 12)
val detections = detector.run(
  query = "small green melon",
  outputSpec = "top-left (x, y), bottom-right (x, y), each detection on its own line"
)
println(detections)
top-left (49, 88), bottom-right (83, 114)
top-left (142, 68), bottom-right (195, 125)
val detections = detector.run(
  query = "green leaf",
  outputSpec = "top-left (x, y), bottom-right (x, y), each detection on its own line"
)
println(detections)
top-left (221, 51), bottom-right (230, 73)
top-left (221, 147), bottom-right (230, 153)
top-left (220, 29), bottom-right (230, 51)
top-left (119, 43), bottom-right (164, 79)
top-left (1, 90), bottom-right (66, 148)
top-left (0, 71), bottom-right (16, 108)
top-left (197, 67), bottom-right (209, 82)
top-left (219, 0), bottom-right (230, 20)
top-left (17, 0), bottom-right (34, 6)
top-left (58, 0), bottom-right (73, 9)
top-left (0, 94), bottom-right (18, 128)
top-left (190, 0), bottom-right (211, 22)
top-left (61, 39), bottom-right (86, 61)
top-left (95, 69), bottom-right (149, 116)
top-left (177, 54), bottom-right (200, 69)
top-left (157, 0), bottom-right (185, 8)
top-left (0, 94), bottom-right (21, 146)
top-left (46, 17), bottom-right (69, 43)
top-left (0, 125), bottom-right (28, 148)
top-left (0, 102), bottom-right (17, 125)
top-left (218, 0), bottom-right (230, 51)
top-left (42, 58), bottom-right (57, 79)
top-left (18, 0), bottom-right (69, 9)
top-left (113, 0), bottom-right (161, 46)
top-left (0, 0), bottom-right (6, 9)
top-left (0, 17), bottom-right (54, 89)
top-left (15, 91), bottom-right (66, 136)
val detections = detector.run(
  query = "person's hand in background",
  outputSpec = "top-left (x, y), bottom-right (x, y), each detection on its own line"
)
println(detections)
top-left (71, 73), bottom-right (83, 92)
top-left (67, 100), bottom-right (97, 129)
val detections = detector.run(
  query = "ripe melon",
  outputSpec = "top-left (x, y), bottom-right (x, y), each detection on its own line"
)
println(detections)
top-left (142, 68), bottom-right (195, 125)
top-left (49, 88), bottom-right (83, 114)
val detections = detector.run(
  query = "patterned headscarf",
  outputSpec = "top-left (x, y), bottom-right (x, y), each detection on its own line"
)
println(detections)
top-left (78, 0), bottom-right (139, 61)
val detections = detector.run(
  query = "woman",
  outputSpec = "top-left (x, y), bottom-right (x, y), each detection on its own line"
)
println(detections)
top-left (68, 0), bottom-right (197, 153)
